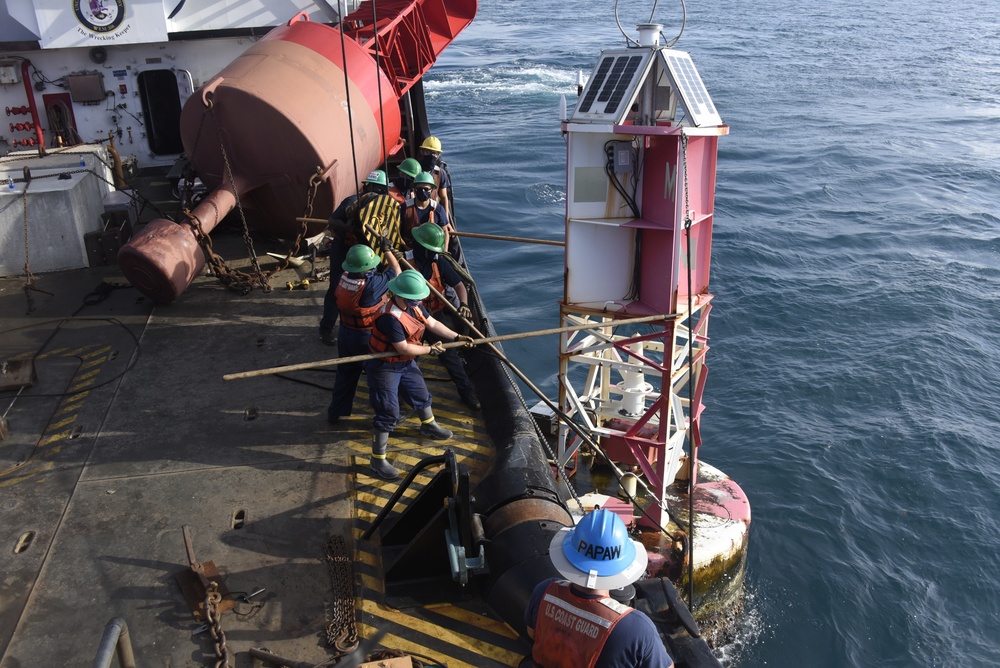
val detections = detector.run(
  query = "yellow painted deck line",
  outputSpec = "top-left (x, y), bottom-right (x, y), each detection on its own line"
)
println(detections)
top-left (426, 603), bottom-right (520, 639)
top-left (345, 390), bottom-right (525, 668)
top-left (357, 603), bottom-right (525, 667)
top-left (80, 356), bottom-right (108, 369)
top-left (79, 345), bottom-right (112, 359)
top-left (73, 369), bottom-right (102, 381)
top-left (38, 431), bottom-right (69, 446)
top-left (356, 626), bottom-right (482, 668)
top-left (36, 347), bottom-right (68, 359)
top-left (55, 395), bottom-right (87, 414)
top-left (48, 416), bottom-right (78, 430)
top-left (359, 573), bottom-right (381, 592)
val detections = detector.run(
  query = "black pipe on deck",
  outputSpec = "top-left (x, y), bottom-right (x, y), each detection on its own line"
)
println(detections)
top-left (462, 338), bottom-right (573, 636)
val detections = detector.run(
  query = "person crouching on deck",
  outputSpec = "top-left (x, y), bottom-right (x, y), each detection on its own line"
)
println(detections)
top-left (365, 270), bottom-right (474, 480)
top-left (409, 222), bottom-right (480, 411)
top-left (524, 508), bottom-right (674, 668)
top-left (327, 243), bottom-right (401, 426)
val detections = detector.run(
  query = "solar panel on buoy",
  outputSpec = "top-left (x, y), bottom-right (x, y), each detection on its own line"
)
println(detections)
top-left (659, 50), bottom-right (722, 127)
top-left (571, 49), bottom-right (655, 123)
top-left (571, 47), bottom-right (721, 128)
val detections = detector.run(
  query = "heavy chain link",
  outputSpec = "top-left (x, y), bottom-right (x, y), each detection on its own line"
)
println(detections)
top-left (681, 131), bottom-right (691, 229)
top-left (204, 581), bottom-right (232, 668)
top-left (324, 534), bottom-right (359, 655)
top-left (207, 101), bottom-right (271, 294)
top-left (180, 99), bottom-right (322, 293)
top-left (21, 182), bottom-right (32, 283)
top-left (267, 169), bottom-right (322, 273)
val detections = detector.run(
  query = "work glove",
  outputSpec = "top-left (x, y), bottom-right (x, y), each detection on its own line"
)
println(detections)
top-left (458, 303), bottom-right (473, 321)
top-left (428, 341), bottom-right (446, 356)
top-left (378, 236), bottom-right (394, 254)
top-left (453, 335), bottom-right (474, 347)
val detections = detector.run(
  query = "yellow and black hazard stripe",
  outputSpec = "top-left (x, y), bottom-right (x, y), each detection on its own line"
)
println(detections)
top-left (355, 193), bottom-right (403, 258)
top-left (349, 359), bottom-right (528, 667)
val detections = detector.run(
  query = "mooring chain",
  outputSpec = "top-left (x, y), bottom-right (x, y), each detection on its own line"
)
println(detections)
top-left (324, 534), bottom-right (359, 655)
top-left (206, 101), bottom-right (270, 293)
top-left (204, 581), bottom-right (233, 668)
top-left (269, 169), bottom-right (323, 274)
top-left (183, 207), bottom-right (256, 295)
top-left (21, 183), bottom-right (33, 295)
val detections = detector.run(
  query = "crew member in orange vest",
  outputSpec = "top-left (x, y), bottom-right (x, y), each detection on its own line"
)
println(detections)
top-left (327, 243), bottom-right (401, 425)
top-left (365, 270), bottom-right (474, 480)
top-left (525, 509), bottom-right (674, 668)
top-left (320, 170), bottom-right (400, 346)
top-left (401, 171), bottom-right (453, 251)
top-left (409, 222), bottom-right (479, 411)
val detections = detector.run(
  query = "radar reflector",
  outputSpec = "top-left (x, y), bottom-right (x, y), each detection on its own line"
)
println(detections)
top-left (659, 50), bottom-right (721, 127)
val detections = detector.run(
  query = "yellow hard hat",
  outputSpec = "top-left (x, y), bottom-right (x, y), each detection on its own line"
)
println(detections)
top-left (420, 136), bottom-right (443, 152)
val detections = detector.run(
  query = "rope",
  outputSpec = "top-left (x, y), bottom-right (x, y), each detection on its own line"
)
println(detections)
top-left (369, 0), bottom-right (389, 173)
top-left (337, 5), bottom-right (362, 201)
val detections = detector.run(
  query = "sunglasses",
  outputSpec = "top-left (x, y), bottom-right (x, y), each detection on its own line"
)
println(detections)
top-left (416, 187), bottom-right (434, 194)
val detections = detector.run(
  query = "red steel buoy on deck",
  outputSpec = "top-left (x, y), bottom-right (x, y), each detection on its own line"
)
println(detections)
top-left (120, 1), bottom-right (477, 303)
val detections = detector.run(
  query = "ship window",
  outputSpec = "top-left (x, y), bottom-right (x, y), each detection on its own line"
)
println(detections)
top-left (137, 69), bottom-right (183, 155)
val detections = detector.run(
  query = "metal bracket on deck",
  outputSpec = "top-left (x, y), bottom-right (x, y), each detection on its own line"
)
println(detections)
top-left (363, 449), bottom-right (489, 607)
top-left (173, 525), bottom-right (233, 620)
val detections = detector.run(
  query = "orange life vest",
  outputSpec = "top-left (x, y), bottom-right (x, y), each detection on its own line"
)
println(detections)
top-left (531, 580), bottom-right (633, 668)
top-left (369, 301), bottom-right (427, 363)
top-left (388, 184), bottom-right (408, 205)
top-left (402, 199), bottom-right (437, 247)
top-left (420, 262), bottom-right (447, 315)
top-left (334, 273), bottom-right (389, 330)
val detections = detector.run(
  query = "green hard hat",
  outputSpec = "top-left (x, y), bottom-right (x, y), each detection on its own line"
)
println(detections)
top-left (412, 222), bottom-right (445, 253)
top-left (413, 172), bottom-right (436, 188)
top-left (342, 244), bottom-right (380, 273)
top-left (364, 170), bottom-right (388, 186)
top-left (388, 269), bottom-right (430, 300)
top-left (398, 158), bottom-right (421, 179)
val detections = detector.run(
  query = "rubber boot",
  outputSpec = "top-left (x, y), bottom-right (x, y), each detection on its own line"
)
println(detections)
top-left (417, 407), bottom-right (452, 440)
top-left (369, 431), bottom-right (399, 480)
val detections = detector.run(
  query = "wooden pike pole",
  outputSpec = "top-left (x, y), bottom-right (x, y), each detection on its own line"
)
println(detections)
top-left (295, 217), bottom-right (563, 247)
top-left (222, 312), bottom-right (675, 380)
top-left (272, 222), bottom-right (672, 515)
top-left (452, 230), bottom-right (564, 246)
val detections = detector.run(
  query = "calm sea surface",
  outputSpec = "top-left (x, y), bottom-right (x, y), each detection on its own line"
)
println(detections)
top-left (423, 0), bottom-right (1000, 665)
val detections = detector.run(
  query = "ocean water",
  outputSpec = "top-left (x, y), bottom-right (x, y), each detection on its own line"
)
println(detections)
top-left (422, 0), bottom-right (1000, 665)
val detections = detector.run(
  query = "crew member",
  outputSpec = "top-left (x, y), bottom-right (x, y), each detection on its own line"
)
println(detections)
top-left (524, 509), bottom-right (674, 668)
top-left (409, 222), bottom-right (479, 411)
top-left (418, 136), bottom-right (452, 221)
top-left (327, 243), bottom-right (401, 425)
top-left (402, 171), bottom-right (452, 250)
top-left (389, 157), bottom-right (422, 204)
top-left (319, 170), bottom-right (401, 345)
top-left (365, 270), bottom-right (473, 480)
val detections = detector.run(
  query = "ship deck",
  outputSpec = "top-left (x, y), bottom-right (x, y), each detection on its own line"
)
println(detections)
top-left (0, 226), bottom-right (528, 666)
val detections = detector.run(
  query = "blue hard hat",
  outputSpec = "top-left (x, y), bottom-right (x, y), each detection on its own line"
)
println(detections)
top-left (548, 508), bottom-right (648, 590)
